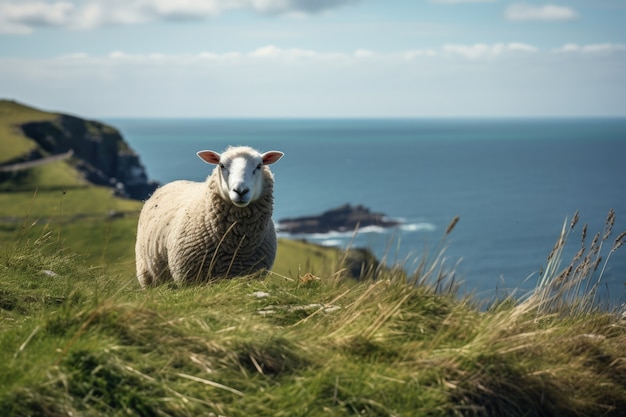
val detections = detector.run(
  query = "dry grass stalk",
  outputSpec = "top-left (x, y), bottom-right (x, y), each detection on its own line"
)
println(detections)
top-left (603, 208), bottom-right (616, 240)
top-left (532, 209), bottom-right (625, 315)
top-left (405, 215), bottom-right (461, 295)
top-left (446, 216), bottom-right (460, 236)
top-left (570, 210), bottom-right (579, 230)
top-left (614, 231), bottom-right (626, 251)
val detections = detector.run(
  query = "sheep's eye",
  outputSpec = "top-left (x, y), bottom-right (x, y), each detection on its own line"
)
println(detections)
top-left (255, 163), bottom-right (262, 172)
top-left (219, 163), bottom-right (225, 170)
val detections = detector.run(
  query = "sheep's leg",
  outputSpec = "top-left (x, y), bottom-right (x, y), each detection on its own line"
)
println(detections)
top-left (137, 256), bottom-right (172, 287)
top-left (259, 223), bottom-right (277, 270)
top-left (136, 255), bottom-right (153, 288)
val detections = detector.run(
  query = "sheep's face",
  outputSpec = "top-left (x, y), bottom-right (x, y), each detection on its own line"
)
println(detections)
top-left (197, 147), bottom-right (283, 208)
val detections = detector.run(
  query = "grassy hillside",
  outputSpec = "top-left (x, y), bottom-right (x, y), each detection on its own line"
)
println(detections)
top-left (1, 100), bottom-right (625, 416)
top-left (1, 226), bottom-right (625, 417)
top-left (0, 99), bottom-right (157, 269)
top-left (0, 99), bottom-right (339, 277)
top-left (0, 186), bottom-right (340, 279)
top-left (0, 100), bottom-right (56, 164)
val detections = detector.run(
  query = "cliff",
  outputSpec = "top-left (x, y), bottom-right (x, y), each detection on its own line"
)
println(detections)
top-left (0, 100), bottom-right (158, 200)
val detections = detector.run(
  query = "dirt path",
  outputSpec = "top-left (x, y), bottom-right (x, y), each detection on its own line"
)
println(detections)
top-left (0, 150), bottom-right (74, 172)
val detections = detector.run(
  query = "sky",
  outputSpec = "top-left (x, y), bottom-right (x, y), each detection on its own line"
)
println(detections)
top-left (0, 0), bottom-right (625, 118)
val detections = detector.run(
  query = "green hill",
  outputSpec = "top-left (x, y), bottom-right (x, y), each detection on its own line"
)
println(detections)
top-left (0, 100), bottom-right (56, 163)
top-left (1, 222), bottom-right (625, 416)
top-left (0, 99), bottom-right (340, 276)
top-left (1, 100), bottom-right (625, 416)
top-left (0, 100), bottom-right (142, 269)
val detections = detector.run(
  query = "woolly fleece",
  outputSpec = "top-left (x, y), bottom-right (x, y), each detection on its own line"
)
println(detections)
top-left (135, 157), bottom-right (277, 286)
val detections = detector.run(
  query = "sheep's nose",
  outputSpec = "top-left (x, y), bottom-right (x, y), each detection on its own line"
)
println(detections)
top-left (233, 187), bottom-right (249, 197)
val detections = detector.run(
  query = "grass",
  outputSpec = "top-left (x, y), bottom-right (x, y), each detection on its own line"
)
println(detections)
top-left (1, 99), bottom-right (625, 415)
top-left (0, 188), bottom-right (143, 273)
top-left (0, 99), bottom-right (57, 164)
top-left (0, 95), bottom-right (339, 277)
top-left (0, 210), bottom-right (624, 416)
top-left (0, 188), bottom-right (339, 280)
top-left (0, 187), bottom-right (142, 220)
top-left (0, 158), bottom-right (86, 191)
top-left (0, 99), bottom-right (125, 165)
top-left (533, 210), bottom-right (626, 315)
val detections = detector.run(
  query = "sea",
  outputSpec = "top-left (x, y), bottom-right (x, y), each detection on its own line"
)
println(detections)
top-left (107, 118), bottom-right (626, 305)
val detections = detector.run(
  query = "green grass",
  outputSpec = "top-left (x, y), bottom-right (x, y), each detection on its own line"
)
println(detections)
top-left (0, 188), bottom-right (339, 280)
top-left (0, 187), bottom-right (142, 220)
top-left (0, 159), bottom-right (86, 191)
top-left (1, 99), bottom-right (625, 415)
top-left (0, 98), bottom-right (340, 278)
top-left (273, 238), bottom-right (342, 280)
top-left (0, 100), bottom-right (56, 164)
top-left (0, 187), bottom-right (144, 273)
top-left (0, 99), bottom-right (128, 167)
top-left (0, 213), bottom-right (625, 416)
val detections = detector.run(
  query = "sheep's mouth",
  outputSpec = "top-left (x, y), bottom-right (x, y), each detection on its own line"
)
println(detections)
top-left (230, 195), bottom-right (251, 207)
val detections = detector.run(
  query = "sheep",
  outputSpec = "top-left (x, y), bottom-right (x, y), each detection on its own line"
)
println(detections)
top-left (135, 146), bottom-right (284, 287)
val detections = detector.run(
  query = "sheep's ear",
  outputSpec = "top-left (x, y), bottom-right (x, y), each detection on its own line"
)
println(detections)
top-left (197, 150), bottom-right (221, 165)
top-left (262, 151), bottom-right (284, 165)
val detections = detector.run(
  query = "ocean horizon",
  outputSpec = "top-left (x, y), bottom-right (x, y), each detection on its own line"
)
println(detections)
top-left (107, 117), bottom-right (626, 305)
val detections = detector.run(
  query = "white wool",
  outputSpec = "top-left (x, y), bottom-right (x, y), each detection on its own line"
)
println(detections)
top-left (135, 146), bottom-right (282, 287)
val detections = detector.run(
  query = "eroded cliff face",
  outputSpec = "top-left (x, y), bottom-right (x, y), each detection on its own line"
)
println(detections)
top-left (20, 115), bottom-right (158, 200)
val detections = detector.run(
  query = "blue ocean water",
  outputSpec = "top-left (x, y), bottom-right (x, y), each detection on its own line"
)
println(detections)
top-left (107, 118), bottom-right (626, 304)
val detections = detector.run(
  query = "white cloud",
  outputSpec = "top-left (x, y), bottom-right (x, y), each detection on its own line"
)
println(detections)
top-left (0, 1), bottom-right (75, 33)
top-left (151, 0), bottom-right (224, 20)
top-left (246, 0), bottom-right (361, 15)
top-left (559, 43), bottom-right (580, 53)
top-left (508, 42), bottom-right (539, 53)
top-left (35, 41), bottom-right (625, 66)
top-left (6, 42), bottom-right (622, 69)
top-left (1, 43), bottom-right (624, 117)
top-left (557, 43), bottom-right (626, 54)
top-left (443, 42), bottom-right (537, 59)
top-left (0, 0), bottom-right (362, 34)
top-left (505, 3), bottom-right (578, 21)
top-left (354, 48), bottom-right (374, 58)
top-left (250, 45), bottom-right (283, 58)
top-left (249, 45), bottom-right (319, 59)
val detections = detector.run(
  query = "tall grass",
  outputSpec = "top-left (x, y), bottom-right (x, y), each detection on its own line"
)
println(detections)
top-left (0, 211), bottom-right (625, 416)
top-left (532, 209), bottom-right (625, 315)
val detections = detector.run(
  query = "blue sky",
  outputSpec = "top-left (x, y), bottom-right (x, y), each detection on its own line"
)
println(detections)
top-left (1, 0), bottom-right (625, 117)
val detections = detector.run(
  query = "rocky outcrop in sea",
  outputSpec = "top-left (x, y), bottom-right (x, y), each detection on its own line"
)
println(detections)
top-left (277, 204), bottom-right (401, 234)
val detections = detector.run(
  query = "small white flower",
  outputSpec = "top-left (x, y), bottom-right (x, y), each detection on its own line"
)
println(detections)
top-left (250, 291), bottom-right (270, 298)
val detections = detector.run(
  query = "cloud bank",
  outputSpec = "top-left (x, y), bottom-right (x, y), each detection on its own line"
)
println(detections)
top-left (2, 43), bottom-right (624, 117)
top-left (0, 0), bottom-right (362, 34)
top-left (442, 42), bottom-right (538, 59)
top-left (505, 3), bottom-right (578, 21)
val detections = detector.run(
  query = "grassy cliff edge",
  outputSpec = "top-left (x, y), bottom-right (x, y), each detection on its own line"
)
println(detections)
top-left (0, 213), bottom-right (625, 417)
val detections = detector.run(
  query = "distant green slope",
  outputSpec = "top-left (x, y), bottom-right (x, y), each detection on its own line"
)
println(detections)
top-left (0, 100), bottom-right (56, 164)
top-left (0, 100), bottom-right (144, 269)
top-left (0, 100), bottom-right (340, 279)
top-left (0, 185), bottom-right (341, 279)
